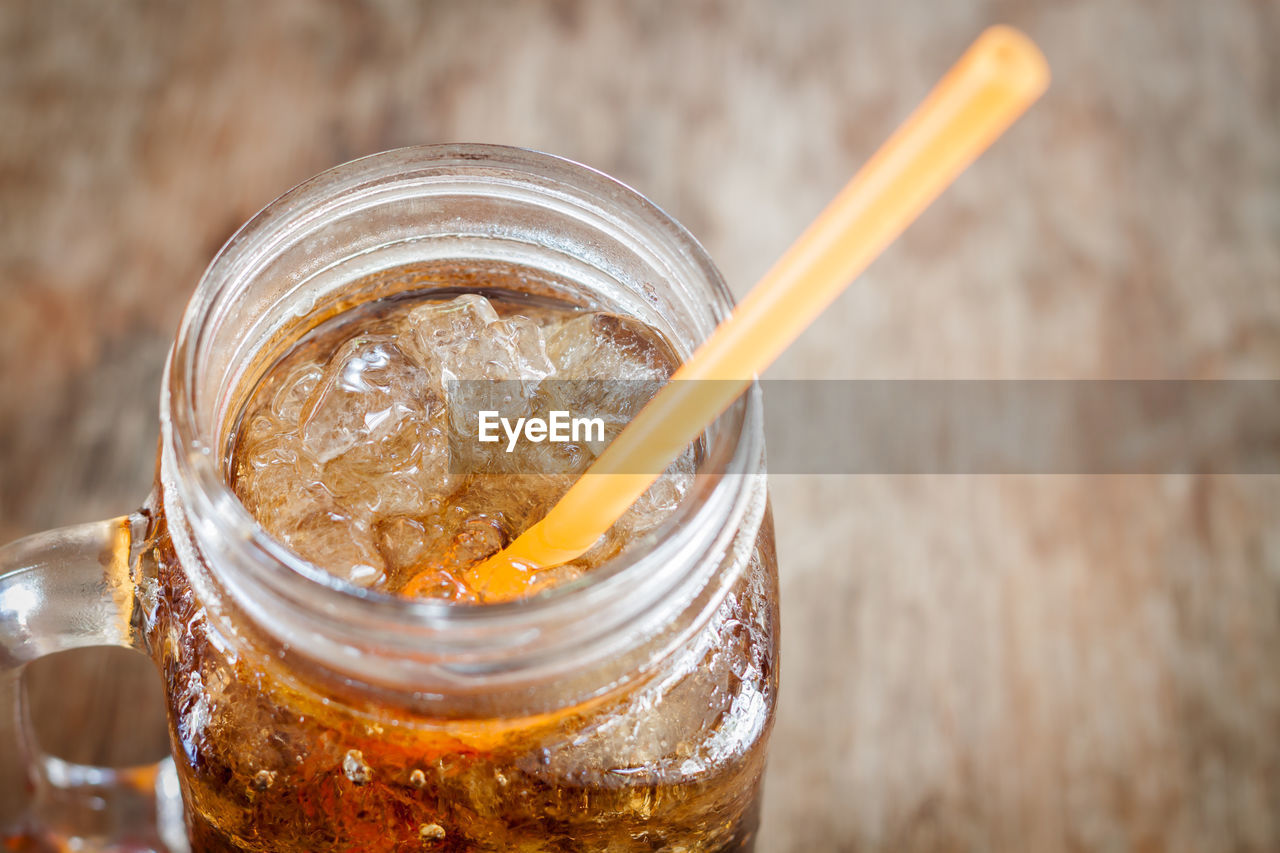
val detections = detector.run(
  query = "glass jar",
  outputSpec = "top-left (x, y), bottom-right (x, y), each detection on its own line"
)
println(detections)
top-left (0, 145), bottom-right (778, 852)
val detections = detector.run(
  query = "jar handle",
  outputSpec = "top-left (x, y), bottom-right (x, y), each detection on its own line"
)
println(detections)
top-left (0, 513), bottom-right (187, 852)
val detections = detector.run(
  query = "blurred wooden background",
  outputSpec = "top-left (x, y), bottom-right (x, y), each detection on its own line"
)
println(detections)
top-left (2, 1), bottom-right (1278, 850)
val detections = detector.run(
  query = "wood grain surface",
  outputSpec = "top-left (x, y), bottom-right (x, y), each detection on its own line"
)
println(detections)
top-left (2, 1), bottom-right (1278, 850)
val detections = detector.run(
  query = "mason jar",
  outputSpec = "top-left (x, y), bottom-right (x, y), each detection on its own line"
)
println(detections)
top-left (0, 144), bottom-right (778, 853)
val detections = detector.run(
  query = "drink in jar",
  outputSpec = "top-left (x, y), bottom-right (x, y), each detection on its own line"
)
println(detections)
top-left (143, 261), bottom-right (778, 852)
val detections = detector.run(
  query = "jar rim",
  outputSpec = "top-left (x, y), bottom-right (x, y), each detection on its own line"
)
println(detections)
top-left (162, 144), bottom-right (766, 698)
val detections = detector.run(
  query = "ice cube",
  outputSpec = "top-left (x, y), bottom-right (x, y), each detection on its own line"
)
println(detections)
top-left (392, 513), bottom-right (492, 602)
top-left (298, 335), bottom-right (451, 504)
top-left (403, 294), bottom-right (555, 384)
top-left (544, 313), bottom-right (676, 450)
top-left (234, 434), bottom-right (325, 532)
top-left (270, 361), bottom-right (325, 425)
top-left (374, 513), bottom-right (449, 575)
top-left (238, 412), bottom-right (282, 451)
top-left (449, 474), bottom-right (562, 538)
top-left (382, 496), bottom-right (518, 600)
top-left (545, 312), bottom-right (676, 382)
top-left (402, 293), bottom-right (500, 370)
top-left (279, 503), bottom-right (385, 588)
top-left (404, 296), bottom-right (558, 475)
top-left (300, 336), bottom-right (432, 465)
top-left (481, 315), bottom-right (555, 382)
top-left (374, 515), bottom-right (429, 570)
top-left (615, 448), bottom-right (695, 538)
top-left (398, 561), bottom-right (474, 602)
top-left (446, 515), bottom-right (508, 566)
top-left (514, 433), bottom-right (593, 477)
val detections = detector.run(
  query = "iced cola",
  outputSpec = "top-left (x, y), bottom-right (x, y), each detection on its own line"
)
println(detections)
top-left (144, 267), bottom-right (777, 851)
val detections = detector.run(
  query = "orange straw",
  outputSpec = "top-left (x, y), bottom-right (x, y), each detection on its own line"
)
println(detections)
top-left (459, 26), bottom-right (1049, 602)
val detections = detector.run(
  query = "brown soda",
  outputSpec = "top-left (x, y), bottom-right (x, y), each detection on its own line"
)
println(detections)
top-left (141, 266), bottom-right (778, 852)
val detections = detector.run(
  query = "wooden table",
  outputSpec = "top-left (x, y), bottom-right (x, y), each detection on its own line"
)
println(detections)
top-left (2, 1), bottom-right (1278, 849)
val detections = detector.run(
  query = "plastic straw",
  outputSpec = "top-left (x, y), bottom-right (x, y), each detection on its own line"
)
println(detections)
top-left (455, 26), bottom-right (1049, 602)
